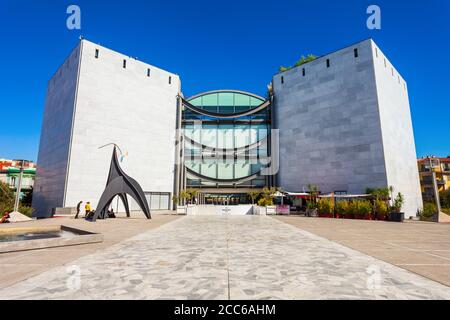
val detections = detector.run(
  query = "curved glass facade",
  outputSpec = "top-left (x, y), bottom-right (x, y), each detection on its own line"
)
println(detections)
top-left (182, 90), bottom-right (271, 190)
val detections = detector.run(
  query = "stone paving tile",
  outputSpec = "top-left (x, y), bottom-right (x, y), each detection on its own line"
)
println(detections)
top-left (0, 216), bottom-right (449, 300)
top-left (227, 217), bottom-right (450, 299)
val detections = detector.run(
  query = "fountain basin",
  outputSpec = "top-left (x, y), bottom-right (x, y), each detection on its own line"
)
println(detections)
top-left (0, 225), bottom-right (103, 253)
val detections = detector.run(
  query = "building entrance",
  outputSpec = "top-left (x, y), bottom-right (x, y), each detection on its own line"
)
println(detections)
top-left (201, 193), bottom-right (249, 205)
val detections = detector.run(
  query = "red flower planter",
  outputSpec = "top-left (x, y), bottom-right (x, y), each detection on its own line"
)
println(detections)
top-left (344, 214), bottom-right (354, 219)
top-left (364, 214), bottom-right (373, 220)
top-left (318, 213), bottom-right (333, 218)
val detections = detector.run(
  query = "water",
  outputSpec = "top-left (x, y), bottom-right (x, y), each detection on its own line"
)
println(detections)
top-left (0, 230), bottom-right (77, 243)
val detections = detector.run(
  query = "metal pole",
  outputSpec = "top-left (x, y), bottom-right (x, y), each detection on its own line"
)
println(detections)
top-left (13, 160), bottom-right (24, 212)
top-left (429, 158), bottom-right (442, 219)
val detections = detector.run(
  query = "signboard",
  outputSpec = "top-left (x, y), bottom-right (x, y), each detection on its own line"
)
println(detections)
top-left (276, 205), bottom-right (290, 215)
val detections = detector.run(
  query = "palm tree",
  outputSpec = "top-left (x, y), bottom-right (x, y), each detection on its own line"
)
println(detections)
top-left (247, 191), bottom-right (260, 204)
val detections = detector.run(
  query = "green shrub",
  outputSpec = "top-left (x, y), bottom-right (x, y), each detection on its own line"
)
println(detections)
top-left (258, 197), bottom-right (273, 207)
top-left (442, 208), bottom-right (450, 216)
top-left (348, 200), bottom-right (372, 216)
top-left (318, 198), bottom-right (334, 215)
top-left (336, 201), bottom-right (349, 214)
top-left (420, 202), bottom-right (437, 219)
top-left (374, 199), bottom-right (388, 216)
top-left (18, 205), bottom-right (33, 217)
top-left (440, 189), bottom-right (450, 208)
top-left (358, 200), bottom-right (372, 216)
top-left (347, 201), bottom-right (358, 216)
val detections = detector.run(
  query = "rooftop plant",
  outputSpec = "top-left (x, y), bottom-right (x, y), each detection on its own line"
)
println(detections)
top-left (279, 54), bottom-right (318, 73)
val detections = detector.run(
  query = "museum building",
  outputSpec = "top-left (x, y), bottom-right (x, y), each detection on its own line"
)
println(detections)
top-left (32, 38), bottom-right (423, 218)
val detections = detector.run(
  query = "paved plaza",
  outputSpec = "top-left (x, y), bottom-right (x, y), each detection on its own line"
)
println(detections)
top-left (276, 216), bottom-right (450, 286)
top-left (1, 215), bottom-right (449, 300)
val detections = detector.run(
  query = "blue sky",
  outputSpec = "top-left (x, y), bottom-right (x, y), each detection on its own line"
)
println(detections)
top-left (0, 0), bottom-right (449, 161)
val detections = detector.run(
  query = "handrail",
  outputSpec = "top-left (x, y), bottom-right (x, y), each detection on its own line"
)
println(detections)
top-left (184, 136), bottom-right (268, 154)
top-left (182, 98), bottom-right (270, 119)
top-left (186, 167), bottom-right (261, 185)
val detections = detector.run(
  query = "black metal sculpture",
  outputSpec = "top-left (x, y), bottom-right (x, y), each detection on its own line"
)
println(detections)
top-left (92, 146), bottom-right (151, 221)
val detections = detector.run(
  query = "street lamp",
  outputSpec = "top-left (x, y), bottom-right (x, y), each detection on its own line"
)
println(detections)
top-left (428, 157), bottom-right (442, 220)
top-left (13, 159), bottom-right (28, 213)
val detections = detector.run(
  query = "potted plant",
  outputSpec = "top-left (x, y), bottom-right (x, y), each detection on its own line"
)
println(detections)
top-left (335, 201), bottom-right (348, 219)
top-left (257, 197), bottom-right (274, 215)
top-left (318, 198), bottom-right (334, 218)
top-left (305, 200), bottom-right (318, 217)
top-left (259, 187), bottom-right (281, 215)
top-left (374, 199), bottom-right (388, 221)
top-left (389, 192), bottom-right (405, 222)
top-left (175, 189), bottom-right (195, 214)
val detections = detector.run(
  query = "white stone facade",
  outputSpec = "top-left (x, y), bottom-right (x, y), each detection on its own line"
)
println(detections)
top-left (371, 42), bottom-right (423, 217)
top-left (33, 40), bottom-right (180, 217)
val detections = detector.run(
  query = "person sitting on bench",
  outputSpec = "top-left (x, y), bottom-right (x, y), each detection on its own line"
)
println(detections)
top-left (0, 212), bottom-right (10, 224)
top-left (107, 208), bottom-right (116, 219)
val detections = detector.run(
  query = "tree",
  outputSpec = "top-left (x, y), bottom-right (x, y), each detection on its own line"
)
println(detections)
top-left (366, 187), bottom-right (390, 201)
top-left (440, 189), bottom-right (450, 208)
top-left (307, 184), bottom-right (319, 197)
top-left (0, 181), bottom-right (33, 217)
top-left (0, 181), bottom-right (14, 204)
top-left (257, 187), bottom-right (282, 206)
top-left (178, 190), bottom-right (191, 205)
top-left (22, 186), bottom-right (33, 206)
top-left (247, 191), bottom-right (260, 204)
top-left (186, 189), bottom-right (199, 204)
top-left (0, 181), bottom-right (14, 217)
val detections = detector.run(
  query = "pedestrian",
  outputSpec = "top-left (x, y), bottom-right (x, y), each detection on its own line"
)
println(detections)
top-left (74, 200), bottom-right (83, 219)
top-left (85, 202), bottom-right (92, 217)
